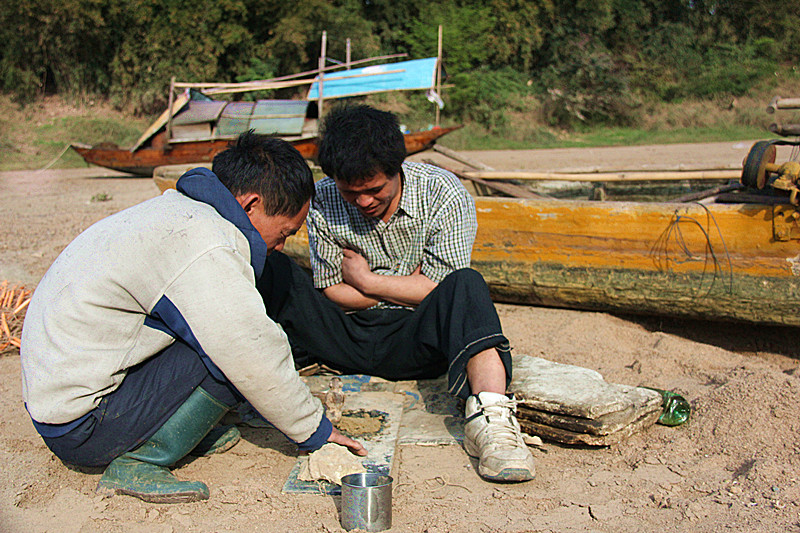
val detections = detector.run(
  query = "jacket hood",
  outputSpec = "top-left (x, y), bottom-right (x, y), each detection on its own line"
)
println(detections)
top-left (176, 167), bottom-right (268, 279)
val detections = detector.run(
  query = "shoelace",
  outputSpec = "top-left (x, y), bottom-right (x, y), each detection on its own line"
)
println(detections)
top-left (476, 398), bottom-right (525, 448)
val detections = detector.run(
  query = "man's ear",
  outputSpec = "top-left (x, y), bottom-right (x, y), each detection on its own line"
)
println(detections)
top-left (236, 192), bottom-right (262, 214)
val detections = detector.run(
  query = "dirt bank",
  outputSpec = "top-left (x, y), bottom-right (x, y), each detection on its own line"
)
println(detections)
top-left (1, 142), bottom-right (799, 532)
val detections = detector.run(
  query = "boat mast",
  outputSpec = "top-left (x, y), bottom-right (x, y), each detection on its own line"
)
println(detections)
top-left (435, 25), bottom-right (442, 129)
top-left (318, 31), bottom-right (327, 119)
top-left (166, 76), bottom-right (175, 146)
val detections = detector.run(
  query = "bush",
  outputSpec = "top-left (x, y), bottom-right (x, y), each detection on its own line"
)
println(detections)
top-left (538, 38), bottom-right (638, 127)
top-left (636, 23), bottom-right (779, 101)
top-left (446, 68), bottom-right (527, 133)
top-left (685, 42), bottom-right (778, 98)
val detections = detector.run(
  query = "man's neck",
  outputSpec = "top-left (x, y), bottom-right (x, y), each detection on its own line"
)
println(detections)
top-left (381, 178), bottom-right (403, 223)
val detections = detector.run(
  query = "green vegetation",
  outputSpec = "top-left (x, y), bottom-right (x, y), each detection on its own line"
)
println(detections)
top-left (90, 192), bottom-right (113, 202)
top-left (1, 0), bottom-right (799, 170)
top-left (443, 124), bottom-right (771, 152)
top-left (0, 88), bottom-right (786, 172)
top-left (0, 95), bottom-right (154, 171)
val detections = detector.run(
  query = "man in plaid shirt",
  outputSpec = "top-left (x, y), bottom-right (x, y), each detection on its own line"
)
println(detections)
top-left (257, 104), bottom-right (535, 482)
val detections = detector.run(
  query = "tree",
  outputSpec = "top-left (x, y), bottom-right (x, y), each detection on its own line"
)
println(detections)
top-left (251, 0), bottom-right (380, 80)
top-left (108, 0), bottom-right (254, 113)
top-left (0, 0), bottom-right (115, 100)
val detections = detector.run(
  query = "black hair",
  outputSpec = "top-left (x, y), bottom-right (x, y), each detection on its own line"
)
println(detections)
top-left (316, 103), bottom-right (406, 184)
top-left (212, 131), bottom-right (314, 217)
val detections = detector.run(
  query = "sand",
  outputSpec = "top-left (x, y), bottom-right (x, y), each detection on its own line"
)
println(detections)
top-left (1, 141), bottom-right (799, 532)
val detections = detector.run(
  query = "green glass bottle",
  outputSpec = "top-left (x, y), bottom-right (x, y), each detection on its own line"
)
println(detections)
top-left (644, 387), bottom-right (691, 427)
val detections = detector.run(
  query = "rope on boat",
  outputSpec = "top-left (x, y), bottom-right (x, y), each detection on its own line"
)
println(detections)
top-left (652, 203), bottom-right (734, 298)
top-left (35, 143), bottom-right (72, 173)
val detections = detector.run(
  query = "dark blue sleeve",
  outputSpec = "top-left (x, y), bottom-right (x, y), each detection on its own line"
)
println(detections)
top-left (295, 415), bottom-right (333, 451)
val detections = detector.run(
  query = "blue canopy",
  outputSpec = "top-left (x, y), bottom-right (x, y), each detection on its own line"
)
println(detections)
top-left (307, 57), bottom-right (438, 101)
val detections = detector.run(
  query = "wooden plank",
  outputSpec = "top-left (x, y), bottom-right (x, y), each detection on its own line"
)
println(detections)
top-left (432, 144), bottom-right (495, 170)
top-left (545, 164), bottom-right (741, 173)
top-left (463, 169), bottom-right (742, 182)
top-left (422, 159), bottom-right (545, 199)
top-left (171, 123), bottom-right (213, 141)
top-left (769, 123), bottom-right (800, 136)
top-left (674, 183), bottom-right (742, 203)
top-left (201, 53), bottom-right (409, 95)
top-left (130, 94), bottom-right (190, 152)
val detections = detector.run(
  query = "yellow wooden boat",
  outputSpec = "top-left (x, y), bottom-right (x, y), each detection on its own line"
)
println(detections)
top-left (155, 140), bottom-right (800, 326)
top-left (282, 197), bottom-right (800, 326)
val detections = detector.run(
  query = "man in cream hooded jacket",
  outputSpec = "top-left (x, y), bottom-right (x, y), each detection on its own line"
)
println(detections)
top-left (21, 132), bottom-right (363, 503)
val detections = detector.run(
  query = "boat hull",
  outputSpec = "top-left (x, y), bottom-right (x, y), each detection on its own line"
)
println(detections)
top-left (72, 127), bottom-right (460, 176)
top-left (282, 197), bottom-right (800, 326)
top-left (152, 169), bottom-right (800, 326)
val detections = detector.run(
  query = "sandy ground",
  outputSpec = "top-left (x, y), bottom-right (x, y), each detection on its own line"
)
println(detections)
top-left (1, 141), bottom-right (800, 532)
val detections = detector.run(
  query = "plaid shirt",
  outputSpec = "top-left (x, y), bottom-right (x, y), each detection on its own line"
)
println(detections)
top-left (307, 161), bottom-right (477, 308)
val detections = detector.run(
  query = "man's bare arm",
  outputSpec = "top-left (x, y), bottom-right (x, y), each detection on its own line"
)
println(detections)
top-left (340, 249), bottom-right (437, 307)
top-left (322, 283), bottom-right (381, 311)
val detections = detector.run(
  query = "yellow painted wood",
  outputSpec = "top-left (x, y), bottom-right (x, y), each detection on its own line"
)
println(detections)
top-left (286, 198), bottom-right (797, 276)
top-left (152, 168), bottom-right (800, 324)
top-left (471, 197), bottom-right (795, 278)
top-left (283, 197), bottom-right (800, 325)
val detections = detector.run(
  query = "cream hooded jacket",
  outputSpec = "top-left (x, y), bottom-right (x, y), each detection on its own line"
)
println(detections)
top-left (21, 168), bottom-right (330, 450)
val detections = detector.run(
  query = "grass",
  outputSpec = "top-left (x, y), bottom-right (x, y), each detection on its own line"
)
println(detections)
top-left (533, 125), bottom-right (770, 148)
top-left (0, 95), bottom-right (154, 171)
top-left (439, 123), bottom-right (772, 151)
top-left (1, 84), bottom-right (794, 171)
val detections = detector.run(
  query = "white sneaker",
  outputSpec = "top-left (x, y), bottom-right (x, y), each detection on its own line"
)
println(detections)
top-left (463, 391), bottom-right (536, 482)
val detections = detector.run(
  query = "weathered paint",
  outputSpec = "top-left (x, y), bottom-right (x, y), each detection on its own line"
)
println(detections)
top-left (282, 196), bottom-right (800, 326)
top-left (75, 126), bottom-right (460, 177)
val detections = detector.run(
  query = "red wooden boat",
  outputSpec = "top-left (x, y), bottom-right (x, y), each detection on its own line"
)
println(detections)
top-left (71, 126), bottom-right (460, 176)
top-left (72, 55), bottom-right (458, 176)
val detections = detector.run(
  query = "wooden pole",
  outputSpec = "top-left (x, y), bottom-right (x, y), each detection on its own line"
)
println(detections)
top-left (462, 169), bottom-right (742, 182)
top-left (236, 53), bottom-right (407, 85)
top-left (767, 96), bottom-right (800, 113)
top-left (423, 159), bottom-right (546, 199)
top-left (346, 38), bottom-right (351, 69)
top-left (318, 31), bottom-right (327, 119)
top-left (769, 123), bottom-right (800, 136)
top-left (432, 144), bottom-right (494, 170)
top-left (435, 25), bottom-right (443, 128)
top-left (166, 76), bottom-right (175, 145)
top-left (192, 69), bottom-right (405, 96)
top-left (431, 144), bottom-right (743, 175)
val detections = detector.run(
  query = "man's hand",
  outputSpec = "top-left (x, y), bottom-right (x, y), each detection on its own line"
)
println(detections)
top-left (341, 249), bottom-right (374, 292)
top-left (328, 426), bottom-right (368, 456)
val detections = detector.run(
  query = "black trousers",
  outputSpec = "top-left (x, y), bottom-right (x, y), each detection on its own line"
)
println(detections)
top-left (257, 252), bottom-right (511, 400)
top-left (41, 342), bottom-right (239, 468)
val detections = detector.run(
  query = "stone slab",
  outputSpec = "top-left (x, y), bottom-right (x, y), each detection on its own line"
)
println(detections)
top-left (517, 398), bottom-right (661, 436)
top-left (509, 355), bottom-right (662, 419)
top-left (519, 408), bottom-right (662, 446)
top-left (282, 390), bottom-right (404, 495)
top-left (301, 374), bottom-right (463, 446)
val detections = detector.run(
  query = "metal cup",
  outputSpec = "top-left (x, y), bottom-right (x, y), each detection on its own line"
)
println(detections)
top-left (340, 473), bottom-right (393, 532)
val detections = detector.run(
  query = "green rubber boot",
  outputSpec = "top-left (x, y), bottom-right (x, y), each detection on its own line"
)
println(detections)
top-left (97, 387), bottom-right (230, 503)
top-left (189, 424), bottom-right (241, 457)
